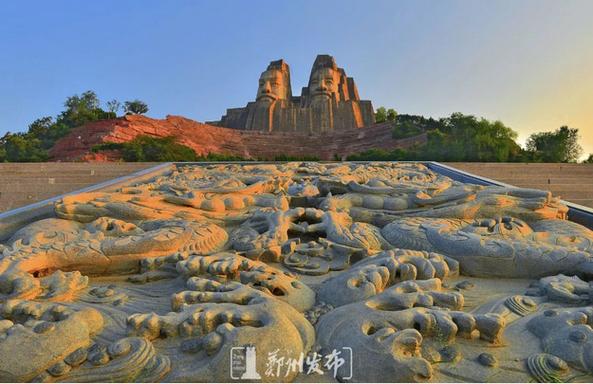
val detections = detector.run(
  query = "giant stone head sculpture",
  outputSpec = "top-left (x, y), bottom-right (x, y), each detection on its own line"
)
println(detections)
top-left (255, 59), bottom-right (292, 102)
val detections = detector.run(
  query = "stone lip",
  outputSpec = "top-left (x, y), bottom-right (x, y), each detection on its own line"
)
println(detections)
top-left (49, 114), bottom-right (427, 161)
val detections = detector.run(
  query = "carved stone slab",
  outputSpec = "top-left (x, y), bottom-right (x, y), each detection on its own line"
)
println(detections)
top-left (1, 162), bottom-right (592, 382)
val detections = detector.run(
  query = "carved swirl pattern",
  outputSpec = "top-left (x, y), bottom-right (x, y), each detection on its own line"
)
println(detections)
top-left (0, 162), bottom-right (592, 382)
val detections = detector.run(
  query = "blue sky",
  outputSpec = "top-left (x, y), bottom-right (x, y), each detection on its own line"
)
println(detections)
top-left (1, 0), bottom-right (592, 156)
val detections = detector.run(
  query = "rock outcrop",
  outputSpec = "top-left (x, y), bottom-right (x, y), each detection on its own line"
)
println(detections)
top-left (49, 115), bottom-right (426, 161)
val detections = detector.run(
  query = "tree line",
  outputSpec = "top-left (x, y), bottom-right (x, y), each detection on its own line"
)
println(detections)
top-left (0, 91), bottom-right (148, 162)
top-left (348, 108), bottom-right (589, 163)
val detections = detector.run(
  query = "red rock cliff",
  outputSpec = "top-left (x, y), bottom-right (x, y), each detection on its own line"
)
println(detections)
top-left (49, 115), bottom-right (426, 161)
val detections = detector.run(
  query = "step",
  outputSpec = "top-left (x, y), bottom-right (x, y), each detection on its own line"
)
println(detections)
top-left (552, 191), bottom-right (593, 200)
top-left (0, 163), bottom-right (158, 170)
top-left (461, 169), bottom-right (593, 177)
top-left (493, 178), bottom-right (593, 185)
top-left (0, 183), bottom-right (94, 194)
top-left (565, 199), bottom-right (593, 208)
top-left (0, 171), bottom-right (155, 179)
top-left (0, 176), bottom-right (137, 184)
top-left (446, 162), bottom-right (593, 169)
top-left (504, 184), bottom-right (593, 193)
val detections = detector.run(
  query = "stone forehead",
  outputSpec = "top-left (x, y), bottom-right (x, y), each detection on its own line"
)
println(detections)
top-left (266, 59), bottom-right (290, 72)
top-left (312, 67), bottom-right (337, 77)
top-left (259, 69), bottom-right (283, 80)
top-left (307, 54), bottom-right (346, 87)
top-left (311, 54), bottom-right (338, 72)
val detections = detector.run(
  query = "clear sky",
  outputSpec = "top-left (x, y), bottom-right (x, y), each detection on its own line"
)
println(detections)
top-left (1, 0), bottom-right (592, 157)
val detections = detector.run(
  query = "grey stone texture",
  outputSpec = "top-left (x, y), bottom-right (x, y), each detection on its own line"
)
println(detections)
top-left (1, 162), bottom-right (593, 382)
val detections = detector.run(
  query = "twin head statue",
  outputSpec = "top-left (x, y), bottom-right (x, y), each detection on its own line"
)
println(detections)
top-left (216, 54), bottom-right (376, 133)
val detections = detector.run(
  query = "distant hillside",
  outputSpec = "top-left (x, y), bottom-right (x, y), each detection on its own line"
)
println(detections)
top-left (48, 115), bottom-right (426, 161)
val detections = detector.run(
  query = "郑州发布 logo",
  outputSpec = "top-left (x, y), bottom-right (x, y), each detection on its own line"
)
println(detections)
top-left (230, 345), bottom-right (352, 380)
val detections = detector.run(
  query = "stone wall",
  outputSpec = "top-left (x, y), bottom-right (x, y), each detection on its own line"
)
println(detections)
top-left (0, 163), bottom-right (158, 212)
top-left (446, 162), bottom-right (593, 208)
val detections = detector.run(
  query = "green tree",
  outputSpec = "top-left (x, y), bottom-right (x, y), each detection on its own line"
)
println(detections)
top-left (362, 112), bottom-right (522, 162)
top-left (27, 117), bottom-right (72, 149)
top-left (93, 136), bottom-right (197, 161)
top-left (432, 113), bottom-right (520, 162)
top-left (386, 108), bottom-right (397, 122)
top-left (375, 107), bottom-right (387, 123)
top-left (58, 90), bottom-right (114, 128)
top-left (122, 136), bottom-right (195, 161)
top-left (64, 90), bottom-right (100, 111)
top-left (2, 133), bottom-right (48, 162)
top-left (27, 116), bottom-right (54, 137)
top-left (199, 153), bottom-right (250, 161)
top-left (0, 133), bottom-right (8, 162)
top-left (106, 99), bottom-right (122, 115)
top-left (526, 126), bottom-right (582, 162)
top-left (124, 100), bottom-right (149, 115)
top-left (347, 147), bottom-right (412, 161)
top-left (0, 90), bottom-right (123, 162)
top-left (583, 154), bottom-right (593, 164)
top-left (391, 114), bottom-right (436, 139)
top-left (375, 107), bottom-right (397, 123)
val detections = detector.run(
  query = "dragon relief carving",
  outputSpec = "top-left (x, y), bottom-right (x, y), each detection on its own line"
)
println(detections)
top-left (1, 162), bottom-right (592, 382)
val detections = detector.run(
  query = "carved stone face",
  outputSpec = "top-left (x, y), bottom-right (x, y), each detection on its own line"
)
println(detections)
top-left (256, 69), bottom-right (288, 102)
top-left (309, 67), bottom-right (339, 101)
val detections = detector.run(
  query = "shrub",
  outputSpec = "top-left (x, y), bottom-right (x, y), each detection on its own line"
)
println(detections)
top-left (124, 100), bottom-right (149, 115)
top-left (93, 136), bottom-right (197, 161)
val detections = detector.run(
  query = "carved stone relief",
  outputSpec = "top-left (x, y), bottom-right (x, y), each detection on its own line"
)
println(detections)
top-left (1, 161), bottom-right (592, 382)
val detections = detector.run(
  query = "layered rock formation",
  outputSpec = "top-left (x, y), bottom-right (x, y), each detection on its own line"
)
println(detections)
top-left (217, 55), bottom-right (375, 133)
top-left (49, 115), bottom-right (426, 161)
